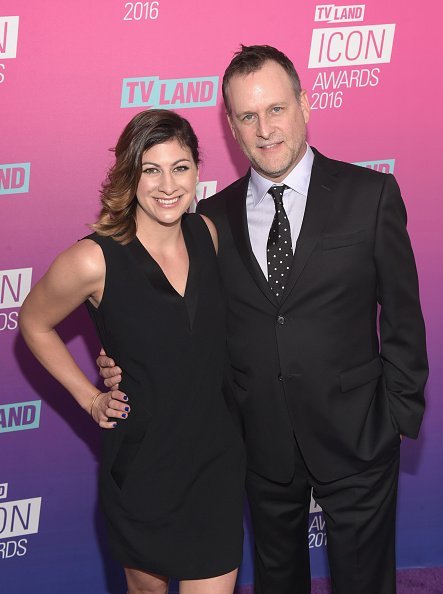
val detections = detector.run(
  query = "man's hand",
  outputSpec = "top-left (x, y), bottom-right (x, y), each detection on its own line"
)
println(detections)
top-left (96, 348), bottom-right (122, 390)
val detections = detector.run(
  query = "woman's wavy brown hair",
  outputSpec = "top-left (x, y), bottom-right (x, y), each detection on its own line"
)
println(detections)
top-left (92, 109), bottom-right (200, 244)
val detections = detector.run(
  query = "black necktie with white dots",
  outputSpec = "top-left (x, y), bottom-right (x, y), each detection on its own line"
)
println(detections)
top-left (267, 185), bottom-right (293, 298)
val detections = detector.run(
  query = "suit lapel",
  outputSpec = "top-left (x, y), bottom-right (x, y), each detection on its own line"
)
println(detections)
top-left (226, 172), bottom-right (278, 306)
top-left (280, 149), bottom-right (337, 304)
top-left (225, 150), bottom-right (338, 307)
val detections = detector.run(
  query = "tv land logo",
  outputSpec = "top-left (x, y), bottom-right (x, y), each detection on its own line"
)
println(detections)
top-left (0, 401), bottom-right (41, 434)
top-left (0, 268), bottom-right (32, 333)
top-left (121, 76), bottom-right (219, 109)
top-left (308, 4), bottom-right (396, 110)
top-left (0, 483), bottom-right (42, 560)
top-left (0, 163), bottom-right (31, 195)
top-left (354, 158), bottom-right (395, 174)
top-left (0, 16), bottom-right (19, 86)
top-left (314, 4), bottom-right (365, 23)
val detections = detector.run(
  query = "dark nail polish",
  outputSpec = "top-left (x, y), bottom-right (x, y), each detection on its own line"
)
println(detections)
top-left (124, 406), bottom-right (129, 412)
top-left (113, 423), bottom-right (117, 428)
top-left (123, 395), bottom-right (128, 401)
top-left (122, 413), bottom-right (127, 418)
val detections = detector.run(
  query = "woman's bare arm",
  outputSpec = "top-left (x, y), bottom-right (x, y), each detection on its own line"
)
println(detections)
top-left (19, 239), bottom-right (129, 427)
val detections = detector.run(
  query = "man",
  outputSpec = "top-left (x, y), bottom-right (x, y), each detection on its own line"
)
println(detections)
top-left (99, 46), bottom-right (428, 593)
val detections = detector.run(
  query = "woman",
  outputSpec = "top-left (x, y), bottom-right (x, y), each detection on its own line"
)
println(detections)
top-left (19, 110), bottom-right (245, 594)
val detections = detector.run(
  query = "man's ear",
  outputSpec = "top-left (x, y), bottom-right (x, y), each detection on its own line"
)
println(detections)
top-left (299, 90), bottom-right (311, 125)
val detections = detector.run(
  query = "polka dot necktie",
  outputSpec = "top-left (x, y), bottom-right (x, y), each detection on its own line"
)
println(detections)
top-left (267, 185), bottom-right (293, 298)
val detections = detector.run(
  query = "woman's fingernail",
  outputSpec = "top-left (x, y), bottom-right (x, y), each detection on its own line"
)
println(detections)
top-left (113, 423), bottom-right (117, 428)
top-left (124, 407), bottom-right (129, 412)
top-left (123, 395), bottom-right (128, 401)
top-left (121, 413), bottom-right (127, 418)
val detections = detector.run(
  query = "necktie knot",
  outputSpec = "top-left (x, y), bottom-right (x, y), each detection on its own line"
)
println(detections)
top-left (268, 185), bottom-right (286, 207)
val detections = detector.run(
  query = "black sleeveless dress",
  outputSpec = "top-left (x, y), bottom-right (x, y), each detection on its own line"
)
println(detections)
top-left (85, 214), bottom-right (245, 579)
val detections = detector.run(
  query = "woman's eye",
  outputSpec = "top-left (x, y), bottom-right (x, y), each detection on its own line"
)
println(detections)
top-left (174, 165), bottom-right (190, 172)
top-left (142, 168), bottom-right (158, 175)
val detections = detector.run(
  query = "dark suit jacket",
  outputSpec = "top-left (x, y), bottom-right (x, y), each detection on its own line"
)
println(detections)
top-left (197, 148), bottom-right (428, 483)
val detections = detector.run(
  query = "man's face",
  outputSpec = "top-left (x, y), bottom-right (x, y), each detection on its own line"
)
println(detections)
top-left (226, 60), bottom-right (310, 182)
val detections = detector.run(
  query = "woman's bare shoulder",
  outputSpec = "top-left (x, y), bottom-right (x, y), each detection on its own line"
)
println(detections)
top-left (49, 238), bottom-right (105, 284)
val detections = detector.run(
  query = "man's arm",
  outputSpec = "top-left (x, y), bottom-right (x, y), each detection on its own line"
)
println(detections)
top-left (96, 348), bottom-right (123, 390)
top-left (375, 174), bottom-right (428, 438)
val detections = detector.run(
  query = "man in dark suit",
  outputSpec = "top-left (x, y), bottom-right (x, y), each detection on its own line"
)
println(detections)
top-left (99, 45), bottom-right (428, 594)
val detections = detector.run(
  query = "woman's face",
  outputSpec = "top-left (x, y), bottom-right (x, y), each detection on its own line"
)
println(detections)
top-left (135, 138), bottom-right (198, 228)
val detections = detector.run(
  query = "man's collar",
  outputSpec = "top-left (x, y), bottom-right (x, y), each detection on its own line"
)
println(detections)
top-left (250, 144), bottom-right (314, 207)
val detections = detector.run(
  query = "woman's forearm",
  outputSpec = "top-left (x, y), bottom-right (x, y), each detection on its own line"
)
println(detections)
top-left (20, 323), bottom-right (98, 413)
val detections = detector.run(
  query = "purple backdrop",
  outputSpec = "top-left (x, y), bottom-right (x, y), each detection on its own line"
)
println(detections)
top-left (1, 1), bottom-right (442, 591)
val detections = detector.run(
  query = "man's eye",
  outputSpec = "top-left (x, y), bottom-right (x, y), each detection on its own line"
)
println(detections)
top-left (242, 114), bottom-right (254, 122)
top-left (272, 106), bottom-right (282, 113)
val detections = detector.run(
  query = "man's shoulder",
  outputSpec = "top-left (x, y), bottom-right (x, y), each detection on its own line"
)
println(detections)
top-left (197, 172), bottom-right (249, 216)
top-left (312, 147), bottom-right (391, 186)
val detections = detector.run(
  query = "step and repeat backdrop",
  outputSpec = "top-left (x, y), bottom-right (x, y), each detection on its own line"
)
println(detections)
top-left (1, 1), bottom-right (442, 592)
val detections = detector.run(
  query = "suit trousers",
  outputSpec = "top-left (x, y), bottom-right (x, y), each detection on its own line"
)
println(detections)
top-left (246, 438), bottom-right (400, 594)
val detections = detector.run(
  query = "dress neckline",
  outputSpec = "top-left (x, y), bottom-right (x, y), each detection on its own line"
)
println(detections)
top-left (133, 221), bottom-right (191, 299)
top-left (129, 215), bottom-right (199, 330)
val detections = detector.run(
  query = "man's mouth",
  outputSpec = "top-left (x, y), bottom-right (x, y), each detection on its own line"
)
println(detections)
top-left (257, 141), bottom-right (283, 150)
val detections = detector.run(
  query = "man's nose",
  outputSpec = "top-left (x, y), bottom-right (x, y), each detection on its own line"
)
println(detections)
top-left (256, 114), bottom-right (273, 139)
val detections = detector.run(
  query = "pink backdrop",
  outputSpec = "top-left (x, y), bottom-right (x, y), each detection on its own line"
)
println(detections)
top-left (1, 1), bottom-right (442, 591)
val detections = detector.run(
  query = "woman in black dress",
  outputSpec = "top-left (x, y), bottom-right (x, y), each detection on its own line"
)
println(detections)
top-left (19, 110), bottom-right (245, 594)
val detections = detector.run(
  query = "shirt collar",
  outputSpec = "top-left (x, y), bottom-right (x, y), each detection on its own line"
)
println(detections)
top-left (250, 144), bottom-right (314, 207)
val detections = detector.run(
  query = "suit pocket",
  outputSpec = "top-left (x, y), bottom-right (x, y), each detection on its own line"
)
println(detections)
top-left (321, 229), bottom-right (366, 250)
top-left (340, 357), bottom-right (383, 392)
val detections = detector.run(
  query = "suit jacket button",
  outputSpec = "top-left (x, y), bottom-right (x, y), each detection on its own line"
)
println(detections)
top-left (277, 315), bottom-right (285, 325)
top-left (278, 375), bottom-right (284, 381)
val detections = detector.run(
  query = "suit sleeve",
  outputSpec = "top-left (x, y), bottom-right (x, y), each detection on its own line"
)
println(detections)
top-left (375, 174), bottom-right (428, 438)
top-left (196, 198), bottom-right (210, 216)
